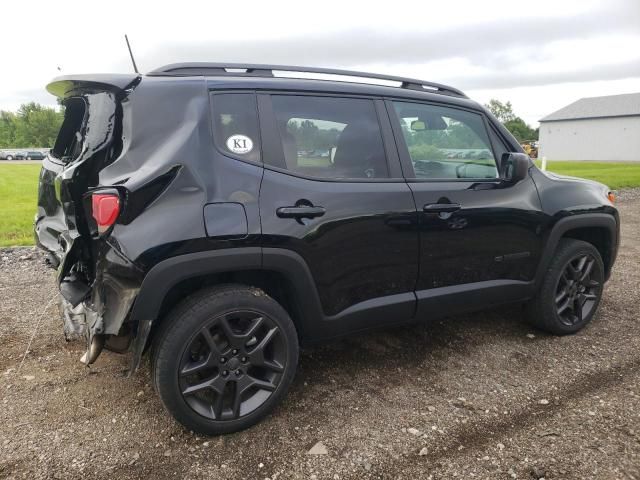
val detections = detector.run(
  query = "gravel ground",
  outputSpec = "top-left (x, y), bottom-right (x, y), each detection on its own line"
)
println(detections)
top-left (1, 191), bottom-right (639, 480)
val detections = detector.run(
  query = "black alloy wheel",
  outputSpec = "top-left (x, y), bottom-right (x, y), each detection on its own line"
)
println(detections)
top-left (152, 285), bottom-right (298, 435)
top-left (554, 253), bottom-right (603, 326)
top-left (526, 239), bottom-right (605, 335)
top-left (178, 310), bottom-right (286, 421)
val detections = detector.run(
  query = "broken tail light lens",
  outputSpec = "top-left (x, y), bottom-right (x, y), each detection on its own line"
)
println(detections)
top-left (91, 193), bottom-right (120, 234)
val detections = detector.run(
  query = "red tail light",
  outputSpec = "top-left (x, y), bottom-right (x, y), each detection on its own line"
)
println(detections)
top-left (91, 193), bottom-right (120, 233)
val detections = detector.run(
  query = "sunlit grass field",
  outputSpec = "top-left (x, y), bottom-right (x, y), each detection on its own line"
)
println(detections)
top-left (0, 164), bottom-right (41, 246)
top-left (535, 160), bottom-right (640, 190)
top-left (0, 160), bottom-right (639, 246)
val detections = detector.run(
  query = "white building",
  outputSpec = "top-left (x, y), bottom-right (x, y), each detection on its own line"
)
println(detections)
top-left (539, 92), bottom-right (640, 161)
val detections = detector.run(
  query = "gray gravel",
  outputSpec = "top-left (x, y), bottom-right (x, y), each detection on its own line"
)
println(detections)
top-left (1, 193), bottom-right (640, 479)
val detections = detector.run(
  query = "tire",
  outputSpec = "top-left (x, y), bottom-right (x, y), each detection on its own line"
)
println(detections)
top-left (26, 156), bottom-right (31, 160)
top-left (526, 239), bottom-right (605, 335)
top-left (6, 155), bottom-right (12, 161)
top-left (152, 284), bottom-right (299, 435)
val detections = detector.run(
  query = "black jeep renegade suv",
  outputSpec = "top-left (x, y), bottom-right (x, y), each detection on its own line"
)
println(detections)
top-left (35, 63), bottom-right (619, 435)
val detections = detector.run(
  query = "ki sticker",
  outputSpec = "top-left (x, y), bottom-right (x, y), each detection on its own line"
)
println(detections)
top-left (226, 134), bottom-right (253, 154)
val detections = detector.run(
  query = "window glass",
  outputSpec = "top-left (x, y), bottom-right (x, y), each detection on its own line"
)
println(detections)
top-left (211, 93), bottom-right (261, 162)
top-left (488, 126), bottom-right (508, 168)
top-left (392, 102), bottom-right (498, 179)
top-left (52, 97), bottom-right (86, 163)
top-left (269, 95), bottom-right (389, 179)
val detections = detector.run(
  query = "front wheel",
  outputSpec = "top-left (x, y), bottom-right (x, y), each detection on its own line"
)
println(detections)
top-left (152, 285), bottom-right (299, 435)
top-left (526, 239), bottom-right (605, 334)
top-left (6, 155), bottom-right (13, 161)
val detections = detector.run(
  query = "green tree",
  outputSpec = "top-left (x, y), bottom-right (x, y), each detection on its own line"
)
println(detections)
top-left (503, 118), bottom-right (537, 143)
top-left (485, 99), bottom-right (516, 123)
top-left (485, 99), bottom-right (538, 142)
top-left (0, 111), bottom-right (17, 147)
top-left (0, 102), bottom-right (63, 148)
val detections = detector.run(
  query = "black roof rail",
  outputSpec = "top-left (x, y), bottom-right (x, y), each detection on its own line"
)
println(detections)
top-left (148, 62), bottom-right (467, 98)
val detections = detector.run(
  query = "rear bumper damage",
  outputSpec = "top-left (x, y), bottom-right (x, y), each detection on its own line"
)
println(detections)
top-left (59, 297), bottom-right (104, 365)
top-left (48, 241), bottom-right (143, 370)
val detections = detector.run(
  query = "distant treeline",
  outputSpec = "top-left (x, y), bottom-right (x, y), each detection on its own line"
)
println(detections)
top-left (0, 102), bottom-right (63, 148)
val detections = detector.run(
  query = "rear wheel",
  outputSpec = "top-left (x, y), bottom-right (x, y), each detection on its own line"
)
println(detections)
top-left (152, 285), bottom-right (298, 435)
top-left (6, 155), bottom-right (12, 161)
top-left (527, 239), bottom-right (604, 334)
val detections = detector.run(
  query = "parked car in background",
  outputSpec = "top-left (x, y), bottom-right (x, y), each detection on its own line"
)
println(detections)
top-left (0, 150), bottom-right (47, 160)
top-left (0, 151), bottom-right (23, 160)
top-left (24, 151), bottom-right (46, 160)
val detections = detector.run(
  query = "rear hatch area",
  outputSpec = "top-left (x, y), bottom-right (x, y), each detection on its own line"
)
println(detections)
top-left (35, 74), bottom-right (140, 362)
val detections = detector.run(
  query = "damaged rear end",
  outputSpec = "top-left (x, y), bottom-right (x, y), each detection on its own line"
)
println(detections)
top-left (35, 74), bottom-right (143, 366)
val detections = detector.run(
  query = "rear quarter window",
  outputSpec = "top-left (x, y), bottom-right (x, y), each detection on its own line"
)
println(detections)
top-left (52, 97), bottom-right (86, 162)
top-left (211, 93), bottom-right (261, 163)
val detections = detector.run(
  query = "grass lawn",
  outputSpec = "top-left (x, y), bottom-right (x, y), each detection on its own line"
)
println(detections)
top-left (535, 160), bottom-right (640, 190)
top-left (1, 160), bottom-right (640, 247)
top-left (0, 164), bottom-right (41, 247)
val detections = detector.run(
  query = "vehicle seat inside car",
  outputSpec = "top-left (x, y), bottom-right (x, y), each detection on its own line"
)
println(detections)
top-left (333, 123), bottom-right (388, 178)
top-left (281, 126), bottom-right (299, 170)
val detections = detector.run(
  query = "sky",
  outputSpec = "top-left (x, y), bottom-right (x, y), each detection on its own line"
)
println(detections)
top-left (1, 0), bottom-right (639, 126)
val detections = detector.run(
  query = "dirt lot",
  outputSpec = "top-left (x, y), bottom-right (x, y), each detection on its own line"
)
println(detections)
top-left (1, 192), bottom-right (639, 480)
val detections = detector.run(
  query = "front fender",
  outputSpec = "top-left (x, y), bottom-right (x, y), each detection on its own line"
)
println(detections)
top-left (534, 213), bottom-right (619, 287)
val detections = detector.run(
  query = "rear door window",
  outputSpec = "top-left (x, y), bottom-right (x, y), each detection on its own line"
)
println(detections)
top-left (392, 101), bottom-right (498, 180)
top-left (211, 93), bottom-right (261, 163)
top-left (267, 95), bottom-right (389, 179)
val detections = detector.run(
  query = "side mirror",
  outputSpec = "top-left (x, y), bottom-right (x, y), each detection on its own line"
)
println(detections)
top-left (500, 152), bottom-right (530, 183)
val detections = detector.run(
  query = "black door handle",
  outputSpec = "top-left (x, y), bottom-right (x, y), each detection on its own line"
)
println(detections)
top-left (276, 205), bottom-right (326, 219)
top-left (423, 203), bottom-right (461, 213)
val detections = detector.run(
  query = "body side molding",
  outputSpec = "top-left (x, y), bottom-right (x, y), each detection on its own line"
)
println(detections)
top-left (415, 279), bottom-right (535, 320)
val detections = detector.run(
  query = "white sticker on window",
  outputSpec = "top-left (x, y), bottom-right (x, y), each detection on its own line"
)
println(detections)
top-left (226, 135), bottom-right (253, 154)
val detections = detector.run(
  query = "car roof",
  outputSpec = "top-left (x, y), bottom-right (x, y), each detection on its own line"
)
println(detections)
top-left (150, 63), bottom-right (466, 94)
top-left (198, 75), bottom-right (481, 110)
top-left (147, 63), bottom-right (482, 111)
top-left (46, 65), bottom-right (484, 112)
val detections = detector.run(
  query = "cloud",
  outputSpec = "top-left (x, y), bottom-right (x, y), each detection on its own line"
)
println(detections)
top-left (0, 88), bottom-right (58, 112)
top-left (133, 0), bottom-right (640, 85)
top-left (2, 0), bottom-right (638, 122)
top-left (449, 58), bottom-right (640, 90)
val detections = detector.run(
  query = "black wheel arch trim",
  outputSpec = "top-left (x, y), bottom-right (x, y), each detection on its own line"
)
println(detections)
top-left (127, 248), bottom-right (262, 374)
top-left (130, 247), bottom-right (262, 322)
top-left (534, 213), bottom-right (618, 287)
